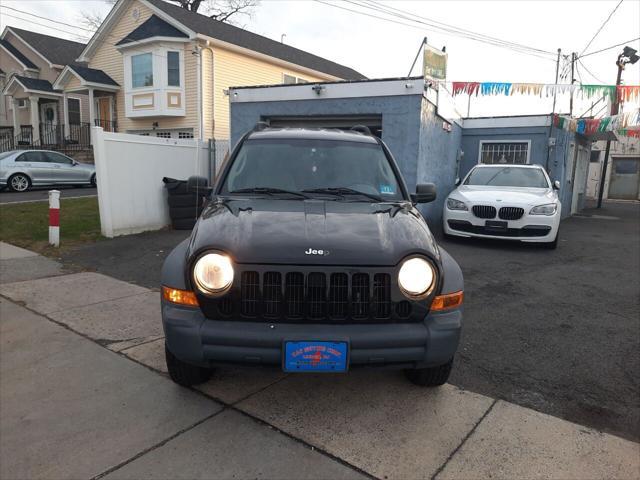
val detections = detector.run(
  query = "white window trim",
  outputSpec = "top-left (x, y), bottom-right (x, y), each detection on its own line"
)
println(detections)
top-left (131, 52), bottom-right (155, 89)
top-left (477, 139), bottom-right (532, 165)
top-left (67, 95), bottom-right (83, 124)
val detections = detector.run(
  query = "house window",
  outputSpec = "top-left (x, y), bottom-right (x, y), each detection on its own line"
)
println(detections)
top-left (283, 74), bottom-right (308, 85)
top-left (167, 51), bottom-right (180, 87)
top-left (178, 131), bottom-right (194, 139)
top-left (132, 52), bottom-right (153, 88)
top-left (590, 150), bottom-right (601, 162)
top-left (67, 98), bottom-right (81, 125)
top-left (10, 99), bottom-right (27, 109)
top-left (479, 141), bottom-right (530, 164)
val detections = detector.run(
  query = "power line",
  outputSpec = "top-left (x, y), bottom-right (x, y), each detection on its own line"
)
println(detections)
top-left (579, 0), bottom-right (624, 56)
top-left (358, 0), bottom-right (556, 57)
top-left (1, 5), bottom-right (97, 35)
top-left (313, 0), bottom-right (556, 62)
top-left (580, 36), bottom-right (640, 58)
top-left (578, 58), bottom-right (606, 84)
top-left (0, 12), bottom-right (91, 41)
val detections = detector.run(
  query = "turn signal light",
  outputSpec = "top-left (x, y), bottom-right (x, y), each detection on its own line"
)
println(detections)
top-left (162, 286), bottom-right (199, 307)
top-left (431, 291), bottom-right (464, 311)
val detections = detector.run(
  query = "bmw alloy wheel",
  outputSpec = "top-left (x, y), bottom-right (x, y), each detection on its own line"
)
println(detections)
top-left (9, 174), bottom-right (29, 192)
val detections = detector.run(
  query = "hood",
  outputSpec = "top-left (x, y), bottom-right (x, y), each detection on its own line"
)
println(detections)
top-left (451, 185), bottom-right (556, 206)
top-left (187, 198), bottom-right (439, 266)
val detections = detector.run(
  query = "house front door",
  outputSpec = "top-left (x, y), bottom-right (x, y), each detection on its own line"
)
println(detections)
top-left (97, 98), bottom-right (112, 131)
top-left (39, 102), bottom-right (59, 145)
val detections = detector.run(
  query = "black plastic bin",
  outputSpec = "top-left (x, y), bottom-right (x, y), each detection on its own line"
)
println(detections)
top-left (162, 177), bottom-right (207, 230)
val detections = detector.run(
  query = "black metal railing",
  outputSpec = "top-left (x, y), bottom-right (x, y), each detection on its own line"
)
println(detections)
top-left (39, 122), bottom-right (64, 146)
top-left (94, 119), bottom-right (117, 132)
top-left (67, 123), bottom-right (92, 147)
top-left (0, 127), bottom-right (14, 152)
top-left (0, 123), bottom-right (93, 153)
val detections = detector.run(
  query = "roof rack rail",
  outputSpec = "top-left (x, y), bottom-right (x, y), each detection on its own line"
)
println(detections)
top-left (350, 125), bottom-right (372, 136)
top-left (253, 121), bottom-right (270, 131)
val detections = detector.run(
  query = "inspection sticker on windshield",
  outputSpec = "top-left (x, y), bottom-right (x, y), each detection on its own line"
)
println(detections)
top-left (379, 184), bottom-right (395, 195)
top-left (283, 341), bottom-right (348, 372)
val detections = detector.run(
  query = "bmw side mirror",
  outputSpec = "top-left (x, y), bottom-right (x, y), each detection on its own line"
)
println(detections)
top-left (72, 160), bottom-right (79, 166)
top-left (553, 180), bottom-right (561, 190)
top-left (187, 175), bottom-right (212, 194)
top-left (411, 183), bottom-right (437, 204)
top-left (454, 177), bottom-right (461, 186)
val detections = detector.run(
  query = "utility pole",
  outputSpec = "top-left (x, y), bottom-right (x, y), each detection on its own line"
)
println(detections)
top-left (569, 52), bottom-right (576, 117)
top-left (545, 48), bottom-right (562, 172)
top-left (597, 55), bottom-right (624, 208)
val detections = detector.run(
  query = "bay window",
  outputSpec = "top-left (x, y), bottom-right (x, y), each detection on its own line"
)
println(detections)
top-left (167, 51), bottom-right (180, 87)
top-left (132, 53), bottom-right (153, 88)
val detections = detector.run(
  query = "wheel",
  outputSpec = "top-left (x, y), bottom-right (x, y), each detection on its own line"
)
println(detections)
top-left (404, 358), bottom-right (453, 387)
top-left (541, 229), bottom-right (559, 250)
top-left (8, 173), bottom-right (31, 192)
top-left (168, 194), bottom-right (201, 207)
top-left (172, 218), bottom-right (197, 230)
top-left (170, 206), bottom-right (203, 219)
top-left (165, 344), bottom-right (212, 387)
top-left (90, 174), bottom-right (96, 187)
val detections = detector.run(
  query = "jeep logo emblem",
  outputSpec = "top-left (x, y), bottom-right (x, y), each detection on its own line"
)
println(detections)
top-left (305, 248), bottom-right (329, 256)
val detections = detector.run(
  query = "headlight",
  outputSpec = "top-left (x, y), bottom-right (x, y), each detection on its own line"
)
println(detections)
top-left (447, 198), bottom-right (467, 211)
top-left (192, 252), bottom-right (234, 295)
top-left (398, 257), bottom-right (436, 298)
top-left (530, 203), bottom-right (557, 215)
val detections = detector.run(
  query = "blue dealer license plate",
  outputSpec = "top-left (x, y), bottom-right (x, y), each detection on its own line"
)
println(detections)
top-left (283, 341), bottom-right (348, 372)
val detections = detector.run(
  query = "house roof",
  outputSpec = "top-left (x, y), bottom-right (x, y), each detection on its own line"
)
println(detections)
top-left (68, 64), bottom-right (119, 86)
top-left (8, 27), bottom-right (86, 67)
top-left (13, 75), bottom-right (58, 93)
top-left (0, 39), bottom-right (38, 69)
top-left (116, 14), bottom-right (189, 45)
top-left (144, 0), bottom-right (366, 80)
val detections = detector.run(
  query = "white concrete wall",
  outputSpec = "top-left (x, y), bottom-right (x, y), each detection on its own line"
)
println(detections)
top-left (92, 127), bottom-right (210, 237)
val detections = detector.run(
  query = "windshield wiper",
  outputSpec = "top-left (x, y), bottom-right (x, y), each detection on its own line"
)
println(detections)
top-left (229, 187), bottom-right (309, 199)
top-left (302, 187), bottom-right (383, 202)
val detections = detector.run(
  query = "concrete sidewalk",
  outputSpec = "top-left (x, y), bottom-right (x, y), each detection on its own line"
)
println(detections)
top-left (0, 242), bottom-right (638, 480)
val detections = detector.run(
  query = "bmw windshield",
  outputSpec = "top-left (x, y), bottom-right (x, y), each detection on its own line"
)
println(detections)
top-left (220, 138), bottom-right (405, 201)
top-left (464, 166), bottom-right (549, 188)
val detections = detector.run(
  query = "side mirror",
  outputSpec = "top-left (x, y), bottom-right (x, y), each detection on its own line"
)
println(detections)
top-left (454, 177), bottom-right (461, 186)
top-left (410, 183), bottom-right (437, 204)
top-left (187, 175), bottom-right (212, 194)
top-left (72, 160), bottom-right (79, 166)
top-left (553, 180), bottom-right (561, 190)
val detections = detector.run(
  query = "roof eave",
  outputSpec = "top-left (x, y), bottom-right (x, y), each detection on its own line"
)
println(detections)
top-left (195, 34), bottom-right (340, 81)
top-left (53, 65), bottom-right (120, 91)
top-left (0, 43), bottom-right (39, 71)
top-left (115, 36), bottom-right (190, 50)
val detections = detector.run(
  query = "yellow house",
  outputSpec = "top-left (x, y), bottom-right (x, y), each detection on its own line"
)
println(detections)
top-left (53, 0), bottom-right (365, 141)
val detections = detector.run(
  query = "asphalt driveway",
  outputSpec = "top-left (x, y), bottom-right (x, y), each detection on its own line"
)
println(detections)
top-left (58, 201), bottom-right (640, 441)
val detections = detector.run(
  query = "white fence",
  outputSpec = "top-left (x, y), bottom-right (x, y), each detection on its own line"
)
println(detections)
top-left (92, 127), bottom-right (228, 237)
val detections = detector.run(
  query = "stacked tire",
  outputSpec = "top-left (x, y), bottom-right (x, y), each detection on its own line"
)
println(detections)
top-left (163, 177), bottom-right (206, 230)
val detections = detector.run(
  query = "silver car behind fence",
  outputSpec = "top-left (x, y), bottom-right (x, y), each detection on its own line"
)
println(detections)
top-left (0, 150), bottom-right (96, 192)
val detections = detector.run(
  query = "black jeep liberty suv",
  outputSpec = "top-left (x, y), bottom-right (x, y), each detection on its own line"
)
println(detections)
top-left (161, 126), bottom-right (464, 387)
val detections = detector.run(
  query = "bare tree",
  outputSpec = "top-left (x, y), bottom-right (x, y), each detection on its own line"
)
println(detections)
top-left (78, 0), bottom-right (258, 37)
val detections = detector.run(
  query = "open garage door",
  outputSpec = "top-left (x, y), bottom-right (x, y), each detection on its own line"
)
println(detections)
top-left (265, 115), bottom-right (383, 138)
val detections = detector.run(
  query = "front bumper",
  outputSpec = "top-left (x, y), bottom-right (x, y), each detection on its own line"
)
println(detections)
top-left (162, 301), bottom-right (462, 370)
top-left (443, 207), bottom-right (560, 242)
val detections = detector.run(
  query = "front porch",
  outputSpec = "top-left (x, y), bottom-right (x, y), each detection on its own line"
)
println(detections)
top-left (1, 70), bottom-right (119, 153)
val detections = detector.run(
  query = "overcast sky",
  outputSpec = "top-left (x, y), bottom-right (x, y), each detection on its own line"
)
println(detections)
top-left (1, 0), bottom-right (639, 118)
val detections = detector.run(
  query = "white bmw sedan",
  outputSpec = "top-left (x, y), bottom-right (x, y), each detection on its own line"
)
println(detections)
top-left (443, 164), bottom-right (561, 248)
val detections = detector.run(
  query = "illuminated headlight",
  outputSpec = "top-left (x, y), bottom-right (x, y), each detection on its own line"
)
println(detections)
top-left (398, 257), bottom-right (436, 298)
top-left (446, 198), bottom-right (468, 211)
top-left (192, 252), bottom-right (234, 295)
top-left (530, 203), bottom-right (557, 215)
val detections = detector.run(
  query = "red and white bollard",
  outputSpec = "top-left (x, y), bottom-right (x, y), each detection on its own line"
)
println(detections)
top-left (49, 190), bottom-right (60, 247)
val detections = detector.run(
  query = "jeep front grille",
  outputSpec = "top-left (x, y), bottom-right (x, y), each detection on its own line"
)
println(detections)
top-left (472, 205), bottom-right (497, 219)
top-left (232, 270), bottom-right (396, 322)
top-left (498, 207), bottom-right (524, 220)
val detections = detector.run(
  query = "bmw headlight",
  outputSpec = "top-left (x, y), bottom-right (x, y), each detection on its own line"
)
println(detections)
top-left (398, 257), bottom-right (436, 298)
top-left (192, 252), bottom-right (234, 295)
top-left (530, 203), bottom-right (557, 216)
top-left (447, 198), bottom-right (467, 211)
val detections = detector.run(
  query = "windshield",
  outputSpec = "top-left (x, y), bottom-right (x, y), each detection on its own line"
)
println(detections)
top-left (220, 138), bottom-right (404, 201)
top-left (464, 166), bottom-right (549, 188)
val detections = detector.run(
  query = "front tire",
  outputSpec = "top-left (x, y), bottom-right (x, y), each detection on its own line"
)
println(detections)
top-left (90, 174), bottom-right (96, 187)
top-left (405, 358), bottom-right (453, 387)
top-left (8, 173), bottom-right (31, 192)
top-left (165, 344), bottom-right (212, 387)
